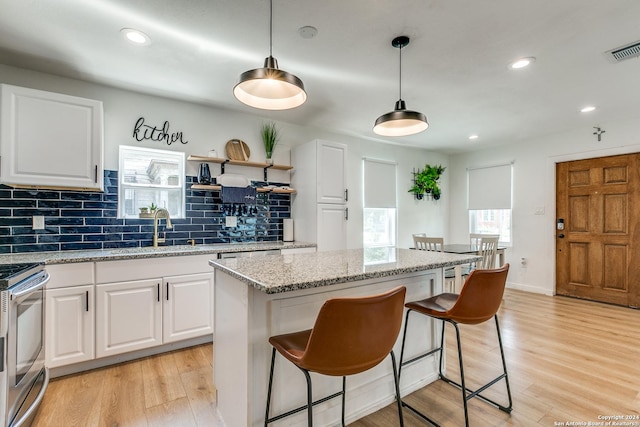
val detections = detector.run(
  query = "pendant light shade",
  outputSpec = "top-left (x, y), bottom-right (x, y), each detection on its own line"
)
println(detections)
top-left (373, 36), bottom-right (428, 136)
top-left (234, 0), bottom-right (307, 110)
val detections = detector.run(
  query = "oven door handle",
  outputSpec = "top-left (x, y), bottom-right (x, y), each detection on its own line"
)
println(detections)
top-left (10, 272), bottom-right (50, 300)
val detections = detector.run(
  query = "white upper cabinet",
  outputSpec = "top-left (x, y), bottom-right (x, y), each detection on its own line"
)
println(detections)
top-left (0, 84), bottom-right (104, 190)
top-left (317, 140), bottom-right (348, 204)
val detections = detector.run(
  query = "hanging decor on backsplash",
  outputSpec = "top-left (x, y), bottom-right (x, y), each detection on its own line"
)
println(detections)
top-left (132, 117), bottom-right (189, 145)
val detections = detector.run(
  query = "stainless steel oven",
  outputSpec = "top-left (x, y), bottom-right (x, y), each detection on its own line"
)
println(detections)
top-left (0, 263), bottom-right (50, 427)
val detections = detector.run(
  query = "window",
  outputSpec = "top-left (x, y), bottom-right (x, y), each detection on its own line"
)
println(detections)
top-left (118, 145), bottom-right (185, 219)
top-left (467, 163), bottom-right (512, 243)
top-left (363, 158), bottom-right (397, 248)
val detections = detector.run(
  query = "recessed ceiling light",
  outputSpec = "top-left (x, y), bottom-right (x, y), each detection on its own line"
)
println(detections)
top-left (510, 57), bottom-right (536, 69)
top-left (469, 134), bottom-right (479, 140)
top-left (580, 105), bottom-right (596, 113)
top-left (298, 26), bottom-right (318, 39)
top-left (120, 28), bottom-right (151, 45)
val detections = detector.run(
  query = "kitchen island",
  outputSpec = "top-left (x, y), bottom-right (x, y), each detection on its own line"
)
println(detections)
top-left (210, 247), bottom-right (481, 426)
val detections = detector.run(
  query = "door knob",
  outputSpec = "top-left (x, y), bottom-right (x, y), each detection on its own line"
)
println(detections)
top-left (558, 234), bottom-right (565, 238)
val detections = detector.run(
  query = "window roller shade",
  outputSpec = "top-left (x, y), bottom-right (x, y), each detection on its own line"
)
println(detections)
top-left (364, 158), bottom-right (396, 208)
top-left (468, 164), bottom-right (512, 210)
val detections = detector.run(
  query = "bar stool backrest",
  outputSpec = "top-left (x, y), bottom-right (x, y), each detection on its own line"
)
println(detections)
top-left (447, 264), bottom-right (509, 325)
top-left (299, 286), bottom-right (407, 376)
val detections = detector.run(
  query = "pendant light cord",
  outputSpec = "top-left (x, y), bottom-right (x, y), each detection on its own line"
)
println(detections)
top-left (398, 43), bottom-right (403, 100)
top-left (269, 0), bottom-right (273, 57)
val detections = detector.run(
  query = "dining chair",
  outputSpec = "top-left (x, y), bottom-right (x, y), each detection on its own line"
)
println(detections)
top-left (413, 236), bottom-right (443, 252)
top-left (470, 233), bottom-right (500, 247)
top-left (477, 236), bottom-right (499, 269)
top-left (398, 264), bottom-right (512, 427)
top-left (412, 233), bottom-right (427, 247)
top-left (264, 286), bottom-right (407, 426)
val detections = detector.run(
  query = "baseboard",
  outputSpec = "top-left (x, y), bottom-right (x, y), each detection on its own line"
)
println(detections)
top-left (48, 335), bottom-right (213, 379)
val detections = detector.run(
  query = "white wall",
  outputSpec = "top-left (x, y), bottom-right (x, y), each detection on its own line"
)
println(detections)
top-left (1, 63), bottom-right (449, 249)
top-left (449, 116), bottom-right (640, 295)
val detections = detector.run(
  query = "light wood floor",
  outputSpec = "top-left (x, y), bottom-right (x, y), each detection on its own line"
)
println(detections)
top-left (32, 289), bottom-right (640, 426)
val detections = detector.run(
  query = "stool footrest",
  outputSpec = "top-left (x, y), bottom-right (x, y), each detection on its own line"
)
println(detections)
top-left (265, 390), bottom-right (343, 424)
top-left (401, 401), bottom-right (440, 426)
top-left (400, 346), bottom-right (441, 368)
top-left (440, 373), bottom-right (512, 413)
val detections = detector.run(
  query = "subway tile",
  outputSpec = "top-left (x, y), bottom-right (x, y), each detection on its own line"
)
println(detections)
top-left (0, 199), bottom-right (36, 208)
top-left (61, 209), bottom-right (103, 217)
top-left (60, 226), bottom-right (103, 234)
top-left (104, 241), bottom-right (139, 249)
top-left (46, 217), bottom-right (84, 226)
top-left (13, 190), bottom-right (60, 200)
top-left (0, 235), bottom-right (37, 245)
top-left (38, 200), bottom-right (82, 209)
top-left (85, 218), bottom-right (125, 226)
top-left (39, 234), bottom-right (83, 243)
top-left (60, 192), bottom-right (103, 201)
top-left (61, 242), bottom-right (103, 251)
top-left (85, 233), bottom-right (124, 242)
top-left (14, 243), bottom-right (60, 252)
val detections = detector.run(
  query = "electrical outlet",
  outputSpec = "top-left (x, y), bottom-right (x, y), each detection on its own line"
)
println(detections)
top-left (225, 216), bottom-right (237, 227)
top-left (32, 216), bottom-right (45, 230)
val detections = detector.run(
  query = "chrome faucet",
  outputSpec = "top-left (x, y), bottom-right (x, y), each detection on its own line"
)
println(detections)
top-left (153, 208), bottom-right (173, 247)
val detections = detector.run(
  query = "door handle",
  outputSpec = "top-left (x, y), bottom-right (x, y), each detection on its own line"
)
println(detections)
top-left (166, 282), bottom-right (169, 301)
top-left (345, 207), bottom-right (349, 221)
top-left (344, 189), bottom-right (348, 202)
top-left (86, 290), bottom-right (89, 312)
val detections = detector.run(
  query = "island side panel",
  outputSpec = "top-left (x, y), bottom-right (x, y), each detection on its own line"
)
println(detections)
top-left (213, 270), bottom-right (252, 427)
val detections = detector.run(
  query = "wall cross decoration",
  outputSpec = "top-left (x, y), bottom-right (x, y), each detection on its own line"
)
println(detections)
top-left (593, 126), bottom-right (606, 142)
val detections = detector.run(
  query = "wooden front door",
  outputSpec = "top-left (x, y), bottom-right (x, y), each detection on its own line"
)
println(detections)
top-left (556, 153), bottom-right (640, 308)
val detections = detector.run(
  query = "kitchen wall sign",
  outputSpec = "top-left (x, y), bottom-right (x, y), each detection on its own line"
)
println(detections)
top-left (132, 117), bottom-right (189, 145)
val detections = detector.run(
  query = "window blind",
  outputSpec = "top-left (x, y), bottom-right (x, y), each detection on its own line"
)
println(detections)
top-left (363, 158), bottom-right (397, 208)
top-left (468, 163), bottom-right (512, 210)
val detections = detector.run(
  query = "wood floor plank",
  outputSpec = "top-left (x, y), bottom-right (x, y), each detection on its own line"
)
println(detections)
top-left (180, 366), bottom-right (220, 426)
top-left (145, 397), bottom-right (197, 427)
top-left (98, 362), bottom-right (147, 427)
top-left (141, 351), bottom-right (187, 408)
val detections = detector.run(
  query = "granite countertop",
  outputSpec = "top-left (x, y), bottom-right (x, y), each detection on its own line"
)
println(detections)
top-left (0, 241), bottom-right (316, 265)
top-left (210, 247), bottom-right (482, 294)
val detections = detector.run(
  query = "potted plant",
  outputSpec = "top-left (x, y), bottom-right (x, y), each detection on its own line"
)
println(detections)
top-left (409, 164), bottom-right (446, 200)
top-left (260, 121), bottom-right (280, 164)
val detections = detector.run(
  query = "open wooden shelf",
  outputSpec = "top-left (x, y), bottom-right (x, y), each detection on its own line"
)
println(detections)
top-left (190, 184), bottom-right (296, 194)
top-left (187, 155), bottom-right (293, 171)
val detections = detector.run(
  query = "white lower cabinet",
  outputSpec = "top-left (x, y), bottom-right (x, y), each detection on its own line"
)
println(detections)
top-left (45, 285), bottom-right (95, 368)
top-left (163, 273), bottom-right (214, 343)
top-left (96, 273), bottom-right (214, 358)
top-left (45, 255), bottom-right (215, 371)
top-left (96, 279), bottom-right (162, 358)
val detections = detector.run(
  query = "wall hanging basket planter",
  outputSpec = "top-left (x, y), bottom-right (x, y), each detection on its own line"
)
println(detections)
top-left (409, 164), bottom-right (446, 200)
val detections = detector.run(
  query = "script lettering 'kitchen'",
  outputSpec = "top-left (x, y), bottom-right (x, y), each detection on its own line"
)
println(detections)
top-left (133, 117), bottom-right (188, 145)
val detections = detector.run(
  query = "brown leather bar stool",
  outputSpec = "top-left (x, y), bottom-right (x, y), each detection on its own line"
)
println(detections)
top-left (398, 264), bottom-right (512, 426)
top-left (264, 286), bottom-right (407, 426)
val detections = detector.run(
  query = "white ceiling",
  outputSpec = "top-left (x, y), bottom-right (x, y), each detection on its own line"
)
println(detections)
top-left (1, 0), bottom-right (639, 154)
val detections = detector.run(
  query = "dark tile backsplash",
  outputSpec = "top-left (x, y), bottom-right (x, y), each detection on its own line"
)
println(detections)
top-left (0, 170), bottom-right (291, 254)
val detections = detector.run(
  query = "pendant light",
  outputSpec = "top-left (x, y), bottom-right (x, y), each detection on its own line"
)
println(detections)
top-left (373, 36), bottom-right (428, 136)
top-left (233, 0), bottom-right (307, 110)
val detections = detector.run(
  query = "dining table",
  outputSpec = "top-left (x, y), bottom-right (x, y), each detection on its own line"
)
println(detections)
top-left (441, 244), bottom-right (507, 291)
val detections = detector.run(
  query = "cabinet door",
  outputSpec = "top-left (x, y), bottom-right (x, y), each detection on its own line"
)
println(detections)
top-left (317, 140), bottom-right (347, 204)
top-left (45, 285), bottom-right (95, 368)
top-left (96, 279), bottom-right (162, 358)
top-left (0, 84), bottom-right (104, 190)
top-left (162, 273), bottom-right (214, 343)
top-left (317, 204), bottom-right (348, 251)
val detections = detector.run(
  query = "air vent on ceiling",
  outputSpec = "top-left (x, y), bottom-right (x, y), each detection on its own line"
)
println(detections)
top-left (605, 40), bottom-right (640, 63)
